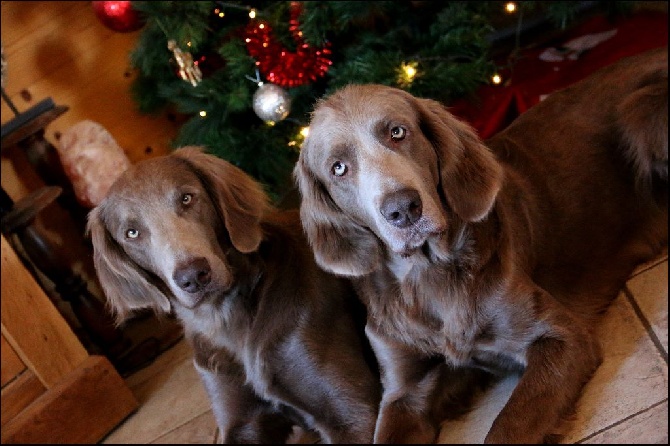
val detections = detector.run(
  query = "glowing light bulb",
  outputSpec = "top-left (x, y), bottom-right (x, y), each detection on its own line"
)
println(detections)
top-left (505, 2), bottom-right (516, 13)
top-left (397, 61), bottom-right (419, 86)
top-left (300, 127), bottom-right (309, 138)
top-left (492, 74), bottom-right (502, 85)
top-left (199, 110), bottom-right (207, 117)
top-left (249, 9), bottom-right (256, 19)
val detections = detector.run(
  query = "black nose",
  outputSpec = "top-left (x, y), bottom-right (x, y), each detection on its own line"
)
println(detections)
top-left (380, 188), bottom-right (423, 228)
top-left (173, 257), bottom-right (212, 293)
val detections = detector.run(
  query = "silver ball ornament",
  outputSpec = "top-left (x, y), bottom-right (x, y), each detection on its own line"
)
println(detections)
top-left (253, 83), bottom-right (291, 122)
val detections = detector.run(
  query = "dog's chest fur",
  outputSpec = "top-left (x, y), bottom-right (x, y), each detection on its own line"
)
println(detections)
top-left (175, 272), bottom-right (280, 393)
top-left (361, 250), bottom-right (528, 370)
top-left (178, 292), bottom-right (248, 352)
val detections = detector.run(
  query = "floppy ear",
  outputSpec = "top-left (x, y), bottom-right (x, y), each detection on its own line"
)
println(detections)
top-left (86, 206), bottom-right (171, 325)
top-left (294, 154), bottom-right (383, 277)
top-left (416, 97), bottom-right (503, 222)
top-left (174, 146), bottom-right (269, 253)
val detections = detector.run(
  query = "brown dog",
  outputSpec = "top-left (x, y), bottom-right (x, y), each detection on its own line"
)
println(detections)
top-left (294, 48), bottom-right (668, 443)
top-left (87, 147), bottom-right (380, 443)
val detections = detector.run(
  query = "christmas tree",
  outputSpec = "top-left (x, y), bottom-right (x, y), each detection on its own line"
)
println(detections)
top-left (127, 1), bottom-right (630, 201)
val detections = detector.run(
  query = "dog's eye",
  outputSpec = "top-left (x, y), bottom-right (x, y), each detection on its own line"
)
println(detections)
top-left (390, 126), bottom-right (406, 141)
top-left (331, 161), bottom-right (348, 177)
top-left (181, 193), bottom-right (193, 205)
top-left (126, 228), bottom-right (139, 239)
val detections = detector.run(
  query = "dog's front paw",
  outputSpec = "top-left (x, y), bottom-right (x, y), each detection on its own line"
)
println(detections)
top-left (484, 422), bottom-right (551, 444)
top-left (374, 402), bottom-right (438, 444)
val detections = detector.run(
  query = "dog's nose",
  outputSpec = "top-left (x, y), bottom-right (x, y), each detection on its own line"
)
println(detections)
top-left (380, 188), bottom-right (423, 228)
top-left (173, 257), bottom-right (212, 293)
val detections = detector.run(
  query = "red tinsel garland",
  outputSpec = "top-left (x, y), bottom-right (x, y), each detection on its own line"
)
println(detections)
top-left (244, 2), bottom-right (332, 88)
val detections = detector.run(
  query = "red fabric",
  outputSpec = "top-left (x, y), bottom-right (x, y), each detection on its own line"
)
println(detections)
top-left (450, 10), bottom-right (669, 140)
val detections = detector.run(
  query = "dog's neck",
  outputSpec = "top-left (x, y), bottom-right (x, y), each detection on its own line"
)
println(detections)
top-left (175, 249), bottom-right (263, 339)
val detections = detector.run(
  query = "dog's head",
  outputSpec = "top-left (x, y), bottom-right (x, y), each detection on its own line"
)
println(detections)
top-left (87, 146), bottom-right (270, 323)
top-left (294, 84), bottom-right (503, 277)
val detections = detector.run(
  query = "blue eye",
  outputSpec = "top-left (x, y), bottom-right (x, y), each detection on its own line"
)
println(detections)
top-left (332, 161), bottom-right (347, 177)
top-left (391, 126), bottom-right (406, 141)
top-left (126, 228), bottom-right (139, 239)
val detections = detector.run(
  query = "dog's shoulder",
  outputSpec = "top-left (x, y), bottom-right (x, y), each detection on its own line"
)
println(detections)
top-left (259, 208), bottom-right (305, 253)
top-left (256, 208), bottom-right (356, 303)
top-left (256, 208), bottom-right (320, 282)
top-left (262, 208), bottom-right (302, 231)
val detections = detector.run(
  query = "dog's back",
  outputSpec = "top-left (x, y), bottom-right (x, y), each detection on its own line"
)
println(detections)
top-left (488, 47), bottom-right (668, 311)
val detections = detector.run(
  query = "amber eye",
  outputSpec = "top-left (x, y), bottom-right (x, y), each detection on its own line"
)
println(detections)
top-left (182, 193), bottom-right (193, 205)
top-left (332, 161), bottom-right (348, 177)
top-left (126, 229), bottom-right (139, 239)
top-left (390, 126), bottom-right (406, 141)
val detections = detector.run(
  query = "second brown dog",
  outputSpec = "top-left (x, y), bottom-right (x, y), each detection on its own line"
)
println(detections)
top-left (295, 48), bottom-right (668, 443)
top-left (87, 146), bottom-right (380, 443)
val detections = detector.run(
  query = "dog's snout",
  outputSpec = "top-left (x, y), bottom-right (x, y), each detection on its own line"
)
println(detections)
top-left (380, 188), bottom-right (423, 228)
top-left (173, 257), bottom-right (212, 293)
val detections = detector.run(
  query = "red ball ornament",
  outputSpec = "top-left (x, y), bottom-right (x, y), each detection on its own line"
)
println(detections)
top-left (92, 1), bottom-right (145, 33)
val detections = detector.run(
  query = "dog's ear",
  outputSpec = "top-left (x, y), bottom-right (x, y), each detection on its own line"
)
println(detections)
top-left (417, 98), bottom-right (503, 222)
top-left (175, 146), bottom-right (268, 253)
top-left (86, 206), bottom-right (171, 325)
top-left (294, 155), bottom-right (383, 277)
